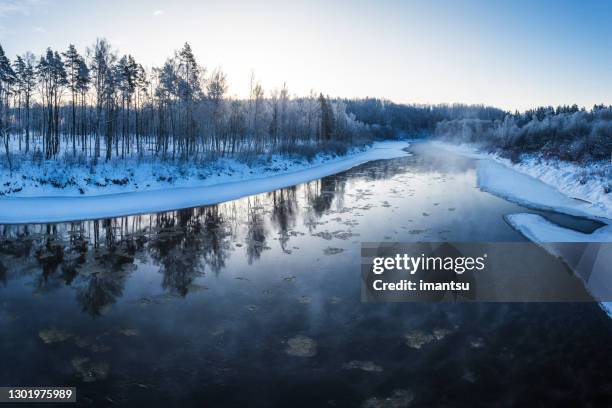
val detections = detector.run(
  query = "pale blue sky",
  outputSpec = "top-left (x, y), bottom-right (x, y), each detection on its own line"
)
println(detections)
top-left (1, 0), bottom-right (611, 110)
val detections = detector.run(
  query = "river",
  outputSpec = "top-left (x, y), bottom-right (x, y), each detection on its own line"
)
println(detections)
top-left (0, 143), bottom-right (610, 407)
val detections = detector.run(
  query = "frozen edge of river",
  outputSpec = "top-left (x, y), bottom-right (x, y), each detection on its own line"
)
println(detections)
top-left (0, 141), bottom-right (410, 224)
top-left (431, 140), bottom-right (611, 239)
top-left (505, 213), bottom-right (612, 316)
top-left (432, 140), bottom-right (612, 316)
top-left (477, 160), bottom-right (610, 222)
top-left (430, 141), bottom-right (612, 221)
top-left (505, 213), bottom-right (612, 243)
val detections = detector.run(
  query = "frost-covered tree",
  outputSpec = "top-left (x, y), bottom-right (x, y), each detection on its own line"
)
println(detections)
top-left (319, 94), bottom-right (335, 141)
top-left (154, 58), bottom-right (178, 158)
top-left (176, 43), bottom-right (202, 157)
top-left (7, 38), bottom-right (601, 171)
top-left (13, 52), bottom-right (35, 151)
top-left (207, 67), bottom-right (228, 153)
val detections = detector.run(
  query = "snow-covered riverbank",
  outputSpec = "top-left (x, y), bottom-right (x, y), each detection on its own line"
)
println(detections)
top-left (477, 160), bottom-right (609, 222)
top-left (430, 141), bottom-right (611, 222)
top-left (0, 141), bottom-right (410, 223)
top-left (1, 142), bottom-right (403, 198)
top-left (430, 140), bottom-right (612, 315)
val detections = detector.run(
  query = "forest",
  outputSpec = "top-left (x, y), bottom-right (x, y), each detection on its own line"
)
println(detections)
top-left (434, 105), bottom-right (612, 162)
top-left (0, 39), bottom-right (503, 170)
top-left (0, 39), bottom-right (357, 166)
top-left (0, 39), bottom-right (608, 173)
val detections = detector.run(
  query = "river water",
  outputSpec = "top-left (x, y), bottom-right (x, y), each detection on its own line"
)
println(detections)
top-left (0, 143), bottom-right (610, 407)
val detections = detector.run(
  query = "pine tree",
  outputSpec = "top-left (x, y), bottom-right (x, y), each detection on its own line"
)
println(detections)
top-left (12, 55), bottom-right (25, 135)
top-left (0, 44), bottom-right (15, 170)
top-left (63, 44), bottom-right (83, 150)
top-left (176, 43), bottom-right (202, 157)
top-left (88, 38), bottom-right (116, 161)
top-left (76, 57), bottom-right (90, 142)
top-left (37, 48), bottom-right (67, 158)
top-left (14, 52), bottom-right (35, 152)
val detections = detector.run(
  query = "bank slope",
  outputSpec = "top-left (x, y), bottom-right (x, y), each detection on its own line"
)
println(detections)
top-left (431, 141), bottom-right (611, 221)
top-left (0, 141), bottom-right (410, 224)
top-left (477, 160), bottom-right (609, 222)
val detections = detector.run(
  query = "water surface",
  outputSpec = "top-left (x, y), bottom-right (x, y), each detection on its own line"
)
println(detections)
top-left (1, 144), bottom-right (610, 407)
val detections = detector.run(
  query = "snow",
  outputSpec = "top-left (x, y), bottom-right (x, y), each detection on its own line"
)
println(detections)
top-left (430, 141), bottom-right (611, 221)
top-left (1, 142), bottom-right (402, 198)
top-left (506, 213), bottom-right (612, 314)
top-left (510, 156), bottom-right (611, 220)
top-left (0, 141), bottom-right (410, 223)
top-left (433, 140), bottom-right (612, 315)
top-left (477, 160), bottom-right (609, 221)
top-left (505, 213), bottom-right (612, 243)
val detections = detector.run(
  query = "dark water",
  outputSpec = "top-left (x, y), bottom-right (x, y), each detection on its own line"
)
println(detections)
top-left (0, 144), bottom-right (610, 407)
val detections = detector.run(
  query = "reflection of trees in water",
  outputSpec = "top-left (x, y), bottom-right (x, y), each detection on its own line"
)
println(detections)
top-left (201, 206), bottom-right (233, 275)
top-left (76, 218), bottom-right (142, 317)
top-left (27, 224), bottom-right (83, 293)
top-left (76, 265), bottom-right (131, 317)
top-left (36, 225), bottom-right (64, 277)
top-left (148, 210), bottom-right (205, 296)
top-left (0, 157), bottom-right (412, 315)
top-left (0, 176), bottom-right (349, 304)
top-left (303, 175), bottom-right (347, 231)
top-left (148, 206), bottom-right (233, 295)
top-left (269, 187), bottom-right (298, 253)
top-left (307, 177), bottom-right (337, 215)
top-left (0, 205), bottom-right (235, 313)
top-left (0, 229), bottom-right (48, 288)
top-left (245, 197), bottom-right (269, 264)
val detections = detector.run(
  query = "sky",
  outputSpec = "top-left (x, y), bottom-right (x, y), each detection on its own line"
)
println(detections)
top-left (0, 0), bottom-right (611, 111)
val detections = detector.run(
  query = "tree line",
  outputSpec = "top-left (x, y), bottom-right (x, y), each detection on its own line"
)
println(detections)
top-left (344, 98), bottom-right (506, 137)
top-left (434, 104), bottom-right (612, 162)
top-left (1, 38), bottom-right (551, 169)
top-left (0, 39), bottom-right (370, 167)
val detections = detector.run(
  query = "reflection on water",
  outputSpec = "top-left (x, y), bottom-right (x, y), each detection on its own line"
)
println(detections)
top-left (0, 144), bottom-right (611, 407)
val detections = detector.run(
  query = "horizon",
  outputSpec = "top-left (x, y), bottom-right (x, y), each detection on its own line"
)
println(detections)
top-left (1, 0), bottom-right (611, 111)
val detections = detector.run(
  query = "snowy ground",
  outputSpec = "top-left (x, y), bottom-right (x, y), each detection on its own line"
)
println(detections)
top-left (0, 143), bottom-right (395, 198)
top-left (431, 141), bottom-right (612, 221)
top-left (477, 160), bottom-right (609, 222)
top-left (0, 141), bottom-right (410, 223)
top-left (506, 213), bottom-right (612, 243)
top-left (429, 140), bottom-right (611, 238)
top-left (506, 213), bottom-right (612, 315)
top-left (431, 140), bottom-right (612, 316)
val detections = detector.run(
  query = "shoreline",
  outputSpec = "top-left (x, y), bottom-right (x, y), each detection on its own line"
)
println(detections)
top-left (429, 140), bottom-right (611, 222)
top-left (429, 140), bottom-right (612, 317)
top-left (0, 141), bottom-right (410, 224)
